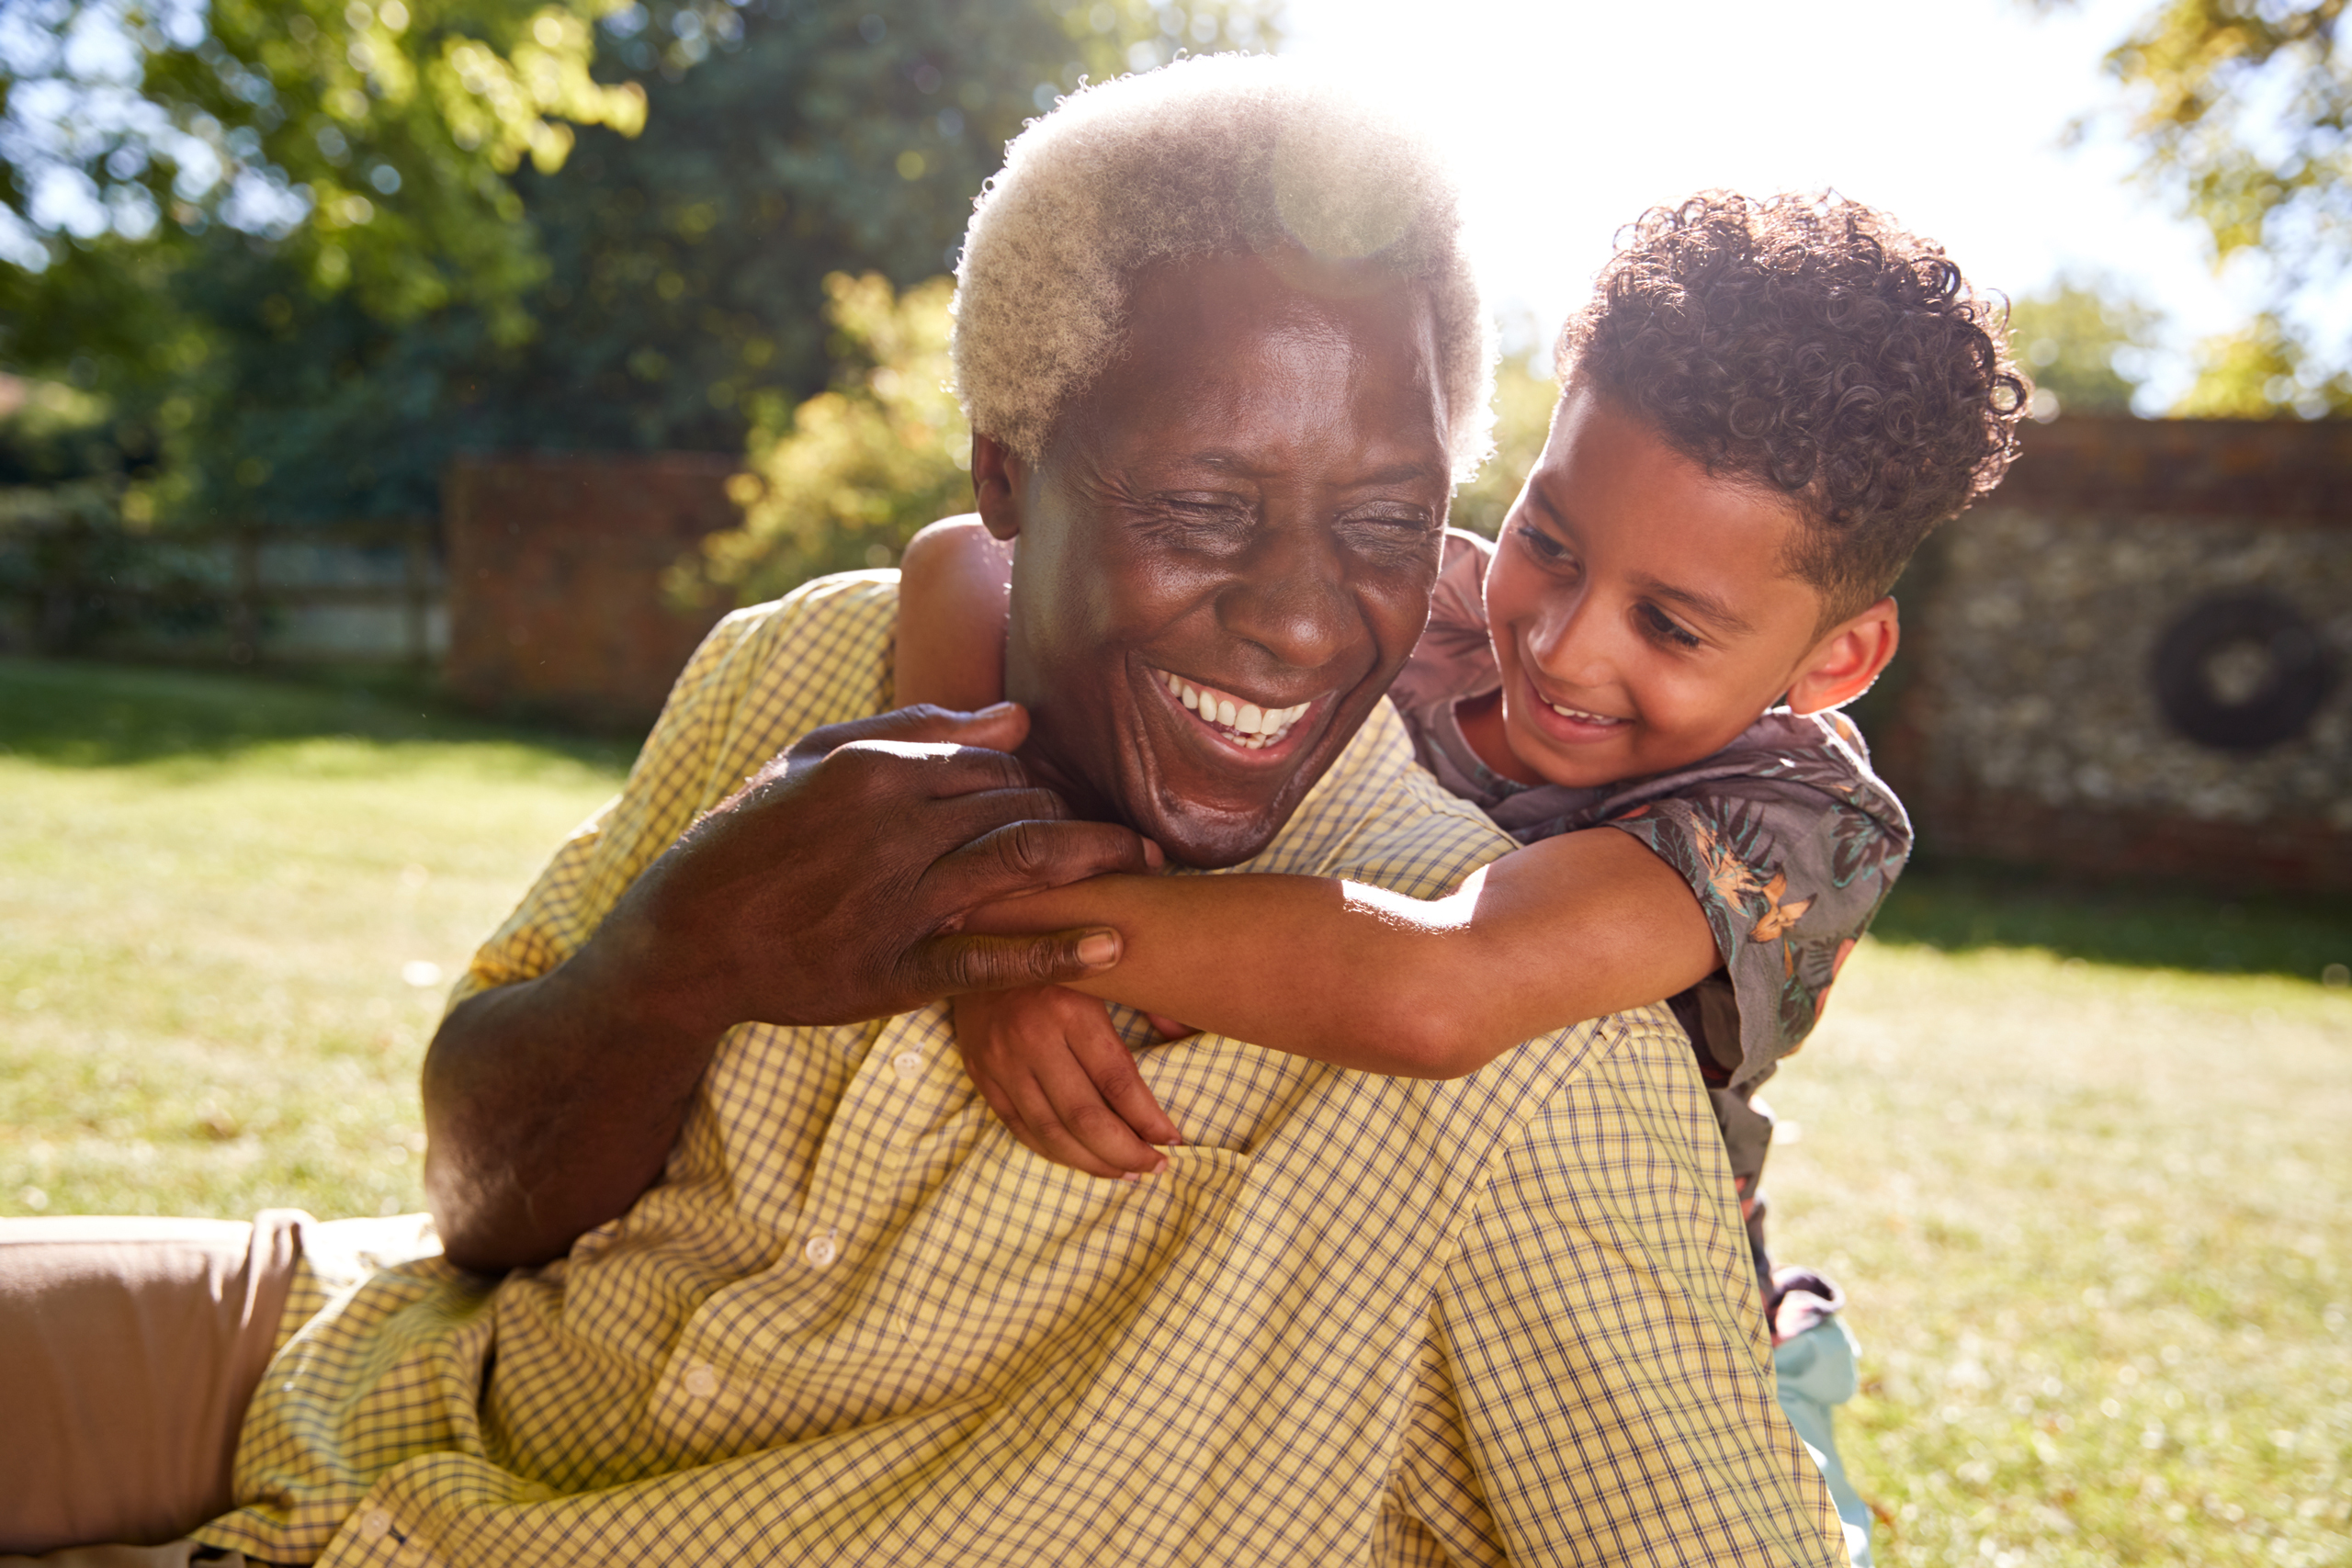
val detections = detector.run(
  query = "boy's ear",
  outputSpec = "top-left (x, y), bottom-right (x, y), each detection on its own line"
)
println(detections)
top-left (972, 434), bottom-right (1025, 542)
top-left (1785, 597), bottom-right (1901, 716)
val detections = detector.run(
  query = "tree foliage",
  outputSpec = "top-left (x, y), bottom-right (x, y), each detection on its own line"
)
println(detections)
top-left (1, 0), bottom-right (1277, 525)
top-left (678, 269), bottom-right (967, 603)
top-left (0, 0), bottom-right (648, 355)
top-left (2006, 275), bottom-right (2164, 415)
top-left (2046, 0), bottom-right (2351, 412)
top-left (2104, 0), bottom-right (2345, 280)
top-left (2168, 308), bottom-right (2349, 414)
top-left (1449, 335), bottom-right (1556, 539)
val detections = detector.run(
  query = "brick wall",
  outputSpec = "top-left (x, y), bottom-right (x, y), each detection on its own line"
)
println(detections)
top-left (1875, 416), bottom-right (2351, 895)
top-left (443, 453), bottom-right (740, 731)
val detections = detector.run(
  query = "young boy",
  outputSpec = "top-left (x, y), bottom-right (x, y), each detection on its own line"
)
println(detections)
top-left (898, 192), bottom-right (2027, 1562)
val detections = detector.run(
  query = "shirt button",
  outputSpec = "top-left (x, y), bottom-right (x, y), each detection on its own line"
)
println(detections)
top-left (358, 1509), bottom-right (393, 1540)
top-left (891, 1050), bottom-right (925, 1083)
top-left (682, 1362), bottom-right (719, 1398)
top-left (804, 1231), bottom-right (839, 1267)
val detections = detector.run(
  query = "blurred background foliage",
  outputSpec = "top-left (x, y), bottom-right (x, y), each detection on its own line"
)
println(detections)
top-left (0, 0), bottom-right (2341, 586)
top-left (2, 0), bottom-right (649, 357)
top-left (2006, 273), bottom-right (2165, 417)
top-left (0, 372), bottom-right (120, 482)
top-left (1447, 326), bottom-right (1555, 539)
top-left (676, 268), bottom-right (967, 600)
top-left (2037, 0), bottom-right (2352, 416)
top-left (0, 0), bottom-right (1276, 534)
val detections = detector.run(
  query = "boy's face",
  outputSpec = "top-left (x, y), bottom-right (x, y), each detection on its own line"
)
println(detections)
top-left (1476, 382), bottom-right (1849, 790)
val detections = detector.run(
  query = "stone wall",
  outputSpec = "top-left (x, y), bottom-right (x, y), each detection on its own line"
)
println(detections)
top-left (443, 453), bottom-right (739, 731)
top-left (433, 430), bottom-right (2348, 892)
top-left (1876, 416), bottom-right (2351, 894)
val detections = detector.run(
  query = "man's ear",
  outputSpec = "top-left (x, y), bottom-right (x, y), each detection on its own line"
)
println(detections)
top-left (972, 434), bottom-right (1025, 542)
top-left (1785, 597), bottom-right (1900, 716)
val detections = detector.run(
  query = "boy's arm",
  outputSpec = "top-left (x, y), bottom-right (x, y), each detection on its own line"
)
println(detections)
top-left (964, 828), bottom-right (1719, 1078)
top-left (895, 515), bottom-right (1014, 711)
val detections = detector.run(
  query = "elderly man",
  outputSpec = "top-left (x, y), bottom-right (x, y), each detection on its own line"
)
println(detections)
top-left (3, 59), bottom-right (1842, 1567)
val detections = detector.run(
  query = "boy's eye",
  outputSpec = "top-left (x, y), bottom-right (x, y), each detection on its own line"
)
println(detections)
top-left (1638, 603), bottom-right (1703, 649)
top-left (1512, 523), bottom-right (1573, 569)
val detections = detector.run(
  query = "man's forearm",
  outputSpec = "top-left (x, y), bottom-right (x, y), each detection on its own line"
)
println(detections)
top-left (418, 703), bottom-right (1153, 1274)
top-left (421, 924), bottom-right (732, 1273)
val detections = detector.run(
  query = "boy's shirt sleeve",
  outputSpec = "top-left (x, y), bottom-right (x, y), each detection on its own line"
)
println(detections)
top-left (1596, 709), bottom-right (1912, 1095)
top-left (1386, 528), bottom-right (1498, 725)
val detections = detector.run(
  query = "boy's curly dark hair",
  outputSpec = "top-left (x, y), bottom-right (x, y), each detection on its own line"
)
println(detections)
top-left (1558, 191), bottom-right (2029, 624)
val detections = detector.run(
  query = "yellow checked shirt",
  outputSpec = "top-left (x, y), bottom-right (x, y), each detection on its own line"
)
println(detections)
top-left (197, 572), bottom-right (1844, 1567)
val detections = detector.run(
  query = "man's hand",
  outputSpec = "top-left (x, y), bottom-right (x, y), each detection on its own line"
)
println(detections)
top-left (953, 987), bottom-right (1182, 1179)
top-left (610, 702), bottom-right (1160, 1035)
top-left (424, 702), bottom-right (1159, 1273)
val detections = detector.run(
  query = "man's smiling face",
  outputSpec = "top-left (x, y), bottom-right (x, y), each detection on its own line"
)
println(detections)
top-left (978, 252), bottom-right (1453, 868)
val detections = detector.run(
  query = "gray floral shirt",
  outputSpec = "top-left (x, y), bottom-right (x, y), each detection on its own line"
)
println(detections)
top-left (1389, 532), bottom-right (1912, 1238)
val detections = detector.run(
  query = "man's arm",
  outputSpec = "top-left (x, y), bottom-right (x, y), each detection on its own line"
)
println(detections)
top-left (423, 704), bottom-right (1156, 1273)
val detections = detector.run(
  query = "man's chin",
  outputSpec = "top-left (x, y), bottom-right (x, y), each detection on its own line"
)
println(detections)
top-left (1123, 753), bottom-right (1328, 869)
top-left (1139, 803), bottom-right (1285, 871)
top-left (1122, 698), bottom-right (1385, 867)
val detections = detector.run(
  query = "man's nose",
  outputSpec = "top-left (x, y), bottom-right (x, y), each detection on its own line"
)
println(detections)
top-left (1216, 523), bottom-right (1353, 671)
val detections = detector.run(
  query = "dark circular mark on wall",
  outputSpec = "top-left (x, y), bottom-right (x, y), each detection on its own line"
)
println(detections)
top-left (2151, 591), bottom-right (2337, 752)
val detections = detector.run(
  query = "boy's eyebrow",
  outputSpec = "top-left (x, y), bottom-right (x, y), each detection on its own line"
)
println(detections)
top-left (1634, 572), bottom-right (1755, 636)
top-left (1527, 490), bottom-right (1758, 635)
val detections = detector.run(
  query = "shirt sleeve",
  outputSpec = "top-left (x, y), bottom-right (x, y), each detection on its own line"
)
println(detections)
top-left (1601, 760), bottom-right (1907, 1092)
top-left (1386, 529), bottom-right (1498, 721)
top-left (448, 574), bottom-right (899, 1009)
top-left (1426, 1007), bottom-right (1848, 1565)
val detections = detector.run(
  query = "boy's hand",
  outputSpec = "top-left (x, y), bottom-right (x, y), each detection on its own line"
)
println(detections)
top-left (953, 987), bottom-right (1182, 1179)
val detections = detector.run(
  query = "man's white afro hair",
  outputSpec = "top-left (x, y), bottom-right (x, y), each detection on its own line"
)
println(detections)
top-left (952, 53), bottom-right (1495, 482)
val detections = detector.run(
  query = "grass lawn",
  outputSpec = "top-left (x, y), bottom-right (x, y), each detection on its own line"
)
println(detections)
top-left (4, 656), bottom-right (2348, 1565)
top-left (0, 657), bottom-right (629, 1221)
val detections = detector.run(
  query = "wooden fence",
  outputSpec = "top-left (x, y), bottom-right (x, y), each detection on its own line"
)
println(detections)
top-left (0, 494), bottom-right (443, 667)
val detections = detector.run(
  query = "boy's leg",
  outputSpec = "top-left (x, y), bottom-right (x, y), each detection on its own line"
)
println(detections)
top-left (0, 1213), bottom-right (303, 1555)
top-left (1773, 1272), bottom-right (1873, 1568)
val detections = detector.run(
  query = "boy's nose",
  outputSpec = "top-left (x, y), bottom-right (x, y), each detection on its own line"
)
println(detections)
top-left (1526, 592), bottom-right (1619, 689)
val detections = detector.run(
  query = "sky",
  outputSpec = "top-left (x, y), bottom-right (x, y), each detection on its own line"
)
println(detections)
top-left (1275, 0), bottom-right (2245, 404)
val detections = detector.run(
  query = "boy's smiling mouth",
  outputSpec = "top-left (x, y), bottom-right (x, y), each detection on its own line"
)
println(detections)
top-left (1152, 668), bottom-right (1315, 752)
top-left (1542, 696), bottom-right (1627, 728)
top-left (1520, 666), bottom-right (1632, 739)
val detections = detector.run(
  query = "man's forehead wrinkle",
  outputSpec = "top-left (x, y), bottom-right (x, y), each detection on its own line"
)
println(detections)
top-left (1114, 344), bottom-right (1449, 491)
top-left (1353, 457), bottom-right (1449, 489)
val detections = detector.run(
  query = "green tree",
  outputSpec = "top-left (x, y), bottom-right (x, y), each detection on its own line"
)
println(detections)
top-left (2169, 310), bottom-right (2350, 416)
top-left (4, 0), bottom-right (1275, 526)
top-left (2006, 274), bottom-right (2164, 416)
top-left (679, 269), bottom-right (968, 602)
top-left (2039, 0), bottom-right (2350, 412)
top-left (0, 0), bottom-right (650, 357)
top-left (1449, 333), bottom-right (1556, 539)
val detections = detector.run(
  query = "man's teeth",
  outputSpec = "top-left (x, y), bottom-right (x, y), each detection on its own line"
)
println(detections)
top-left (1546, 699), bottom-right (1623, 725)
top-left (1159, 671), bottom-right (1310, 750)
